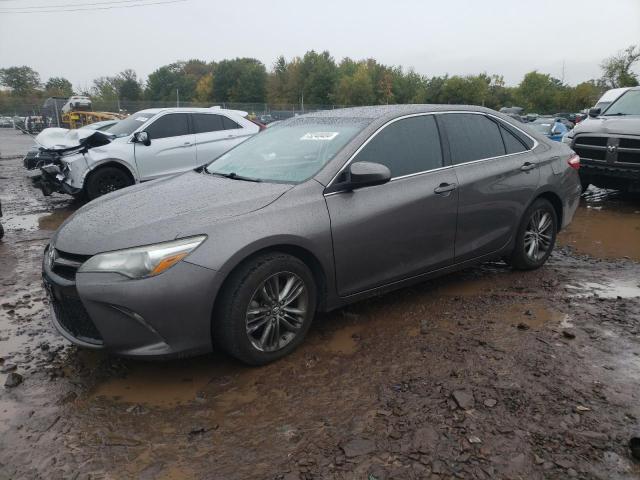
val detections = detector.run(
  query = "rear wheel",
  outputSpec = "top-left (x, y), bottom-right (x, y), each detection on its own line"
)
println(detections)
top-left (510, 198), bottom-right (557, 270)
top-left (213, 253), bottom-right (317, 365)
top-left (85, 166), bottom-right (133, 201)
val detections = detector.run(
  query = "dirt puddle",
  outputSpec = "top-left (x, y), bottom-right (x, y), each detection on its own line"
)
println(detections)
top-left (558, 197), bottom-right (640, 261)
top-left (565, 278), bottom-right (640, 299)
top-left (91, 355), bottom-right (260, 410)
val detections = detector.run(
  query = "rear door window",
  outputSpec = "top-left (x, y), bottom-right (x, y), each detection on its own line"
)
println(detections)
top-left (354, 115), bottom-right (443, 177)
top-left (192, 114), bottom-right (224, 134)
top-left (440, 113), bottom-right (506, 164)
top-left (146, 113), bottom-right (190, 139)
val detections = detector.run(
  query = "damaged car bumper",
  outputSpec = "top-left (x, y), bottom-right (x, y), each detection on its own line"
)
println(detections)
top-left (36, 163), bottom-right (82, 196)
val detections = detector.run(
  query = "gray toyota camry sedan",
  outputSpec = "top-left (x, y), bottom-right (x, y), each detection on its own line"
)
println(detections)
top-left (43, 105), bottom-right (581, 364)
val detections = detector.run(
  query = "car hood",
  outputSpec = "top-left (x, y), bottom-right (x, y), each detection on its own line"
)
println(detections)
top-left (35, 127), bottom-right (113, 152)
top-left (571, 116), bottom-right (640, 137)
top-left (53, 171), bottom-right (292, 255)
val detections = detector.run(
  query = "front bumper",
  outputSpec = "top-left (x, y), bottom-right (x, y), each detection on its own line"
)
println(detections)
top-left (580, 160), bottom-right (640, 190)
top-left (36, 164), bottom-right (82, 196)
top-left (43, 245), bottom-right (221, 358)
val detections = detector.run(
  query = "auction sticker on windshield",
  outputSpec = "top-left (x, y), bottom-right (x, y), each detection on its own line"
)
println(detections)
top-left (300, 132), bottom-right (339, 141)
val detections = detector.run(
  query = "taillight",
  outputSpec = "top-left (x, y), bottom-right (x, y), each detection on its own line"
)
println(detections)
top-left (567, 153), bottom-right (580, 170)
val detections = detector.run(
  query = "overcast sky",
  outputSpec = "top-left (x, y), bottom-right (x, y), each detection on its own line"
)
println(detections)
top-left (1, 0), bottom-right (639, 90)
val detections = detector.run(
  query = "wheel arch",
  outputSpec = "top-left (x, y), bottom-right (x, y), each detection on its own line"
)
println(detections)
top-left (535, 190), bottom-right (563, 231)
top-left (83, 159), bottom-right (138, 186)
top-left (210, 243), bottom-right (330, 328)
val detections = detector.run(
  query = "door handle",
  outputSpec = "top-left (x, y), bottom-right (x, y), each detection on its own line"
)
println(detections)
top-left (182, 142), bottom-right (192, 147)
top-left (521, 162), bottom-right (536, 171)
top-left (434, 183), bottom-right (457, 194)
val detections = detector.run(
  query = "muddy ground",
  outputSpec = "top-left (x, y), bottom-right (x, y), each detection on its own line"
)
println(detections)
top-left (1, 128), bottom-right (640, 479)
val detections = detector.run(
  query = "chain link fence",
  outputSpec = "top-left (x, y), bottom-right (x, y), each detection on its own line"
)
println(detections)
top-left (0, 96), bottom-right (351, 132)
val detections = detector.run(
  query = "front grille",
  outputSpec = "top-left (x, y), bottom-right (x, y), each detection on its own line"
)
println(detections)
top-left (574, 146), bottom-right (606, 161)
top-left (51, 249), bottom-right (90, 281)
top-left (49, 289), bottom-right (103, 345)
top-left (574, 134), bottom-right (640, 167)
top-left (576, 136), bottom-right (608, 147)
top-left (620, 138), bottom-right (640, 149)
top-left (618, 151), bottom-right (640, 164)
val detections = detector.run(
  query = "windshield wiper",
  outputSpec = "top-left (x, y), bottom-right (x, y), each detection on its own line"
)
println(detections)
top-left (207, 171), bottom-right (262, 182)
top-left (603, 112), bottom-right (630, 116)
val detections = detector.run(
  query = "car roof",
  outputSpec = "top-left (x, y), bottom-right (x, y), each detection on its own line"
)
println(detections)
top-left (299, 104), bottom-right (499, 123)
top-left (133, 107), bottom-right (244, 116)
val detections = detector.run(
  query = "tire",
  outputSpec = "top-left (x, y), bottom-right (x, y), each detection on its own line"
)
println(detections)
top-left (0, 223), bottom-right (4, 240)
top-left (85, 166), bottom-right (133, 201)
top-left (510, 198), bottom-right (558, 271)
top-left (213, 253), bottom-right (317, 365)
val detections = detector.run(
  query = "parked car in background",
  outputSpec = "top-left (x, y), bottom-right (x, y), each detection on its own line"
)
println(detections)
top-left (554, 113), bottom-right (576, 129)
top-left (529, 117), bottom-right (568, 141)
top-left (23, 120), bottom-right (119, 170)
top-left (61, 95), bottom-right (92, 114)
top-left (259, 114), bottom-right (275, 124)
top-left (593, 87), bottom-right (631, 113)
top-left (35, 107), bottom-right (259, 200)
top-left (564, 86), bottom-right (640, 193)
top-left (0, 116), bottom-right (13, 128)
top-left (43, 105), bottom-right (581, 364)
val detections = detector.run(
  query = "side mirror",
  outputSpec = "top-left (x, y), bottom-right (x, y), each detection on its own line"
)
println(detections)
top-left (588, 108), bottom-right (601, 118)
top-left (133, 131), bottom-right (150, 146)
top-left (348, 161), bottom-right (391, 189)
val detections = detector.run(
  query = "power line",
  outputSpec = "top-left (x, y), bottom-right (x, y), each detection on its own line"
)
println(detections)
top-left (0, 0), bottom-right (187, 13)
top-left (0, 0), bottom-right (163, 9)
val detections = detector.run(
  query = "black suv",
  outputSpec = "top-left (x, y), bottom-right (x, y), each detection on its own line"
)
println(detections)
top-left (564, 87), bottom-right (640, 193)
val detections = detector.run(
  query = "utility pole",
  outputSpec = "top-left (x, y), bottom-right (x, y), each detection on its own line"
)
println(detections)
top-left (301, 91), bottom-right (304, 113)
top-left (561, 60), bottom-right (566, 84)
top-left (176, 88), bottom-right (180, 107)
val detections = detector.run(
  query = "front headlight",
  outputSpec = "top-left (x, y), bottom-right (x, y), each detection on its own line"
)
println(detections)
top-left (78, 235), bottom-right (206, 279)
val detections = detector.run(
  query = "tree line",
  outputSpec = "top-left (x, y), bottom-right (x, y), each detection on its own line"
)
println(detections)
top-left (1, 45), bottom-right (638, 114)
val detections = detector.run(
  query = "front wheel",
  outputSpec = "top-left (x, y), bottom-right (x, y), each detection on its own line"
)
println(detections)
top-left (85, 166), bottom-right (133, 201)
top-left (213, 253), bottom-right (317, 365)
top-left (510, 198), bottom-right (557, 270)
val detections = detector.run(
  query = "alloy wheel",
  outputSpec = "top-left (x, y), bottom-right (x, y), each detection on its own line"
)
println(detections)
top-left (245, 272), bottom-right (309, 352)
top-left (524, 209), bottom-right (554, 261)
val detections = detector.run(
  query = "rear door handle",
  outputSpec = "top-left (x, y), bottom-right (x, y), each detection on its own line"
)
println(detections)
top-left (434, 183), bottom-right (457, 194)
top-left (521, 162), bottom-right (536, 171)
top-left (183, 142), bottom-right (193, 147)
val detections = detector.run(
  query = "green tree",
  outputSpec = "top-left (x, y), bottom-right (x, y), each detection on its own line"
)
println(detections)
top-left (0, 66), bottom-right (41, 96)
top-left (600, 45), bottom-right (640, 88)
top-left (441, 75), bottom-right (490, 105)
top-left (213, 58), bottom-right (266, 103)
top-left (335, 63), bottom-right (375, 105)
top-left (266, 56), bottom-right (290, 104)
top-left (298, 50), bottom-right (338, 105)
top-left (45, 77), bottom-right (73, 97)
top-left (516, 71), bottom-right (563, 113)
top-left (116, 69), bottom-right (142, 102)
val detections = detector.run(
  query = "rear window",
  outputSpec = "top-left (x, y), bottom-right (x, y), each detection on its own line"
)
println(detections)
top-left (192, 114), bottom-right (224, 134)
top-left (440, 113), bottom-right (505, 164)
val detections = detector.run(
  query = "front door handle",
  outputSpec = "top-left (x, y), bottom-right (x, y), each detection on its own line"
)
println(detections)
top-left (434, 182), bottom-right (457, 195)
top-left (521, 162), bottom-right (536, 171)
top-left (183, 142), bottom-right (193, 147)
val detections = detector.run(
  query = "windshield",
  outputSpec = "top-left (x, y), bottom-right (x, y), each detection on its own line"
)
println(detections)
top-left (107, 111), bottom-right (156, 137)
top-left (206, 118), bottom-right (367, 183)
top-left (530, 119), bottom-right (553, 134)
top-left (604, 90), bottom-right (640, 116)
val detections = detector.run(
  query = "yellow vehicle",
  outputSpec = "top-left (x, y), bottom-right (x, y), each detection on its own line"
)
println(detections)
top-left (61, 110), bottom-right (127, 129)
